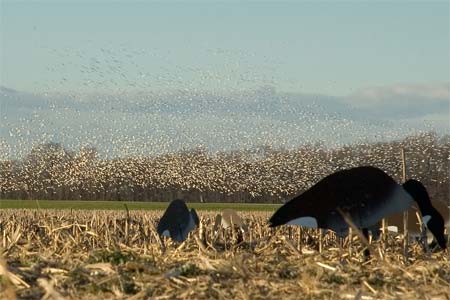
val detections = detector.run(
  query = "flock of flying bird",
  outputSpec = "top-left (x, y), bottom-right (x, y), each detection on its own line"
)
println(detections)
top-left (1, 134), bottom-right (448, 207)
top-left (157, 166), bottom-right (449, 253)
top-left (2, 46), bottom-right (448, 254)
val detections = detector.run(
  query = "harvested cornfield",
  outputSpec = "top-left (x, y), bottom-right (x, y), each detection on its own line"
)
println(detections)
top-left (0, 209), bottom-right (449, 300)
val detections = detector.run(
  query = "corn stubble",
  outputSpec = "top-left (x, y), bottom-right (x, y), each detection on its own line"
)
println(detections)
top-left (0, 209), bottom-right (449, 300)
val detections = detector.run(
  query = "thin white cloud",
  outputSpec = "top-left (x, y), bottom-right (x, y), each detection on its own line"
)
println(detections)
top-left (344, 83), bottom-right (450, 108)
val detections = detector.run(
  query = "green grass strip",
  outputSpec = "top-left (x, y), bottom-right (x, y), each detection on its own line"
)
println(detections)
top-left (0, 199), bottom-right (281, 211)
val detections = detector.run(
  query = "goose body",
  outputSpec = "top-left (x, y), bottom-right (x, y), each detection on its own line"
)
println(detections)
top-left (269, 166), bottom-right (447, 249)
top-left (157, 199), bottom-right (199, 242)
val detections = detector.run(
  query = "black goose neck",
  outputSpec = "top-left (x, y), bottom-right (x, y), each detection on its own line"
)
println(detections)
top-left (402, 179), bottom-right (433, 215)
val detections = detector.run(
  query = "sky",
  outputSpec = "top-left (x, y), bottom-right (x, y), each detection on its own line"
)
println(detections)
top-left (1, 1), bottom-right (449, 96)
top-left (0, 1), bottom-right (449, 158)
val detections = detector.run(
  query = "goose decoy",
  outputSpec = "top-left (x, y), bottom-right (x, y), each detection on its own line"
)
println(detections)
top-left (268, 166), bottom-right (447, 250)
top-left (213, 209), bottom-right (247, 232)
top-left (385, 200), bottom-right (449, 240)
top-left (157, 199), bottom-right (199, 242)
top-left (213, 209), bottom-right (247, 244)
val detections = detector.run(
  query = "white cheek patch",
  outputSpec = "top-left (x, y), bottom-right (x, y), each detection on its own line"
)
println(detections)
top-left (422, 215), bottom-right (431, 226)
top-left (286, 216), bottom-right (318, 228)
top-left (162, 229), bottom-right (170, 237)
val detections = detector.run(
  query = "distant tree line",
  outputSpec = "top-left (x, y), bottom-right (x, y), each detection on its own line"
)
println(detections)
top-left (1, 132), bottom-right (449, 204)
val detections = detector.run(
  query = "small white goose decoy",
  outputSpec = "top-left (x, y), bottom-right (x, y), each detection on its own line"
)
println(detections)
top-left (386, 200), bottom-right (449, 242)
top-left (213, 209), bottom-right (247, 233)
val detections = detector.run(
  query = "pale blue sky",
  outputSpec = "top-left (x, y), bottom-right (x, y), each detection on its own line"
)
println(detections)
top-left (1, 1), bottom-right (449, 96)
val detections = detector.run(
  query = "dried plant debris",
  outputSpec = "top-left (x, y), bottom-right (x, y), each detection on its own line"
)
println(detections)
top-left (0, 209), bottom-right (449, 300)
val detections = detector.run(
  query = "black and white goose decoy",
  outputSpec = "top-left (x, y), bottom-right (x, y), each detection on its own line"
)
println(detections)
top-left (157, 199), bottom-right (199, 242)
top-left (268, 166), bottom-right (447, 250)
